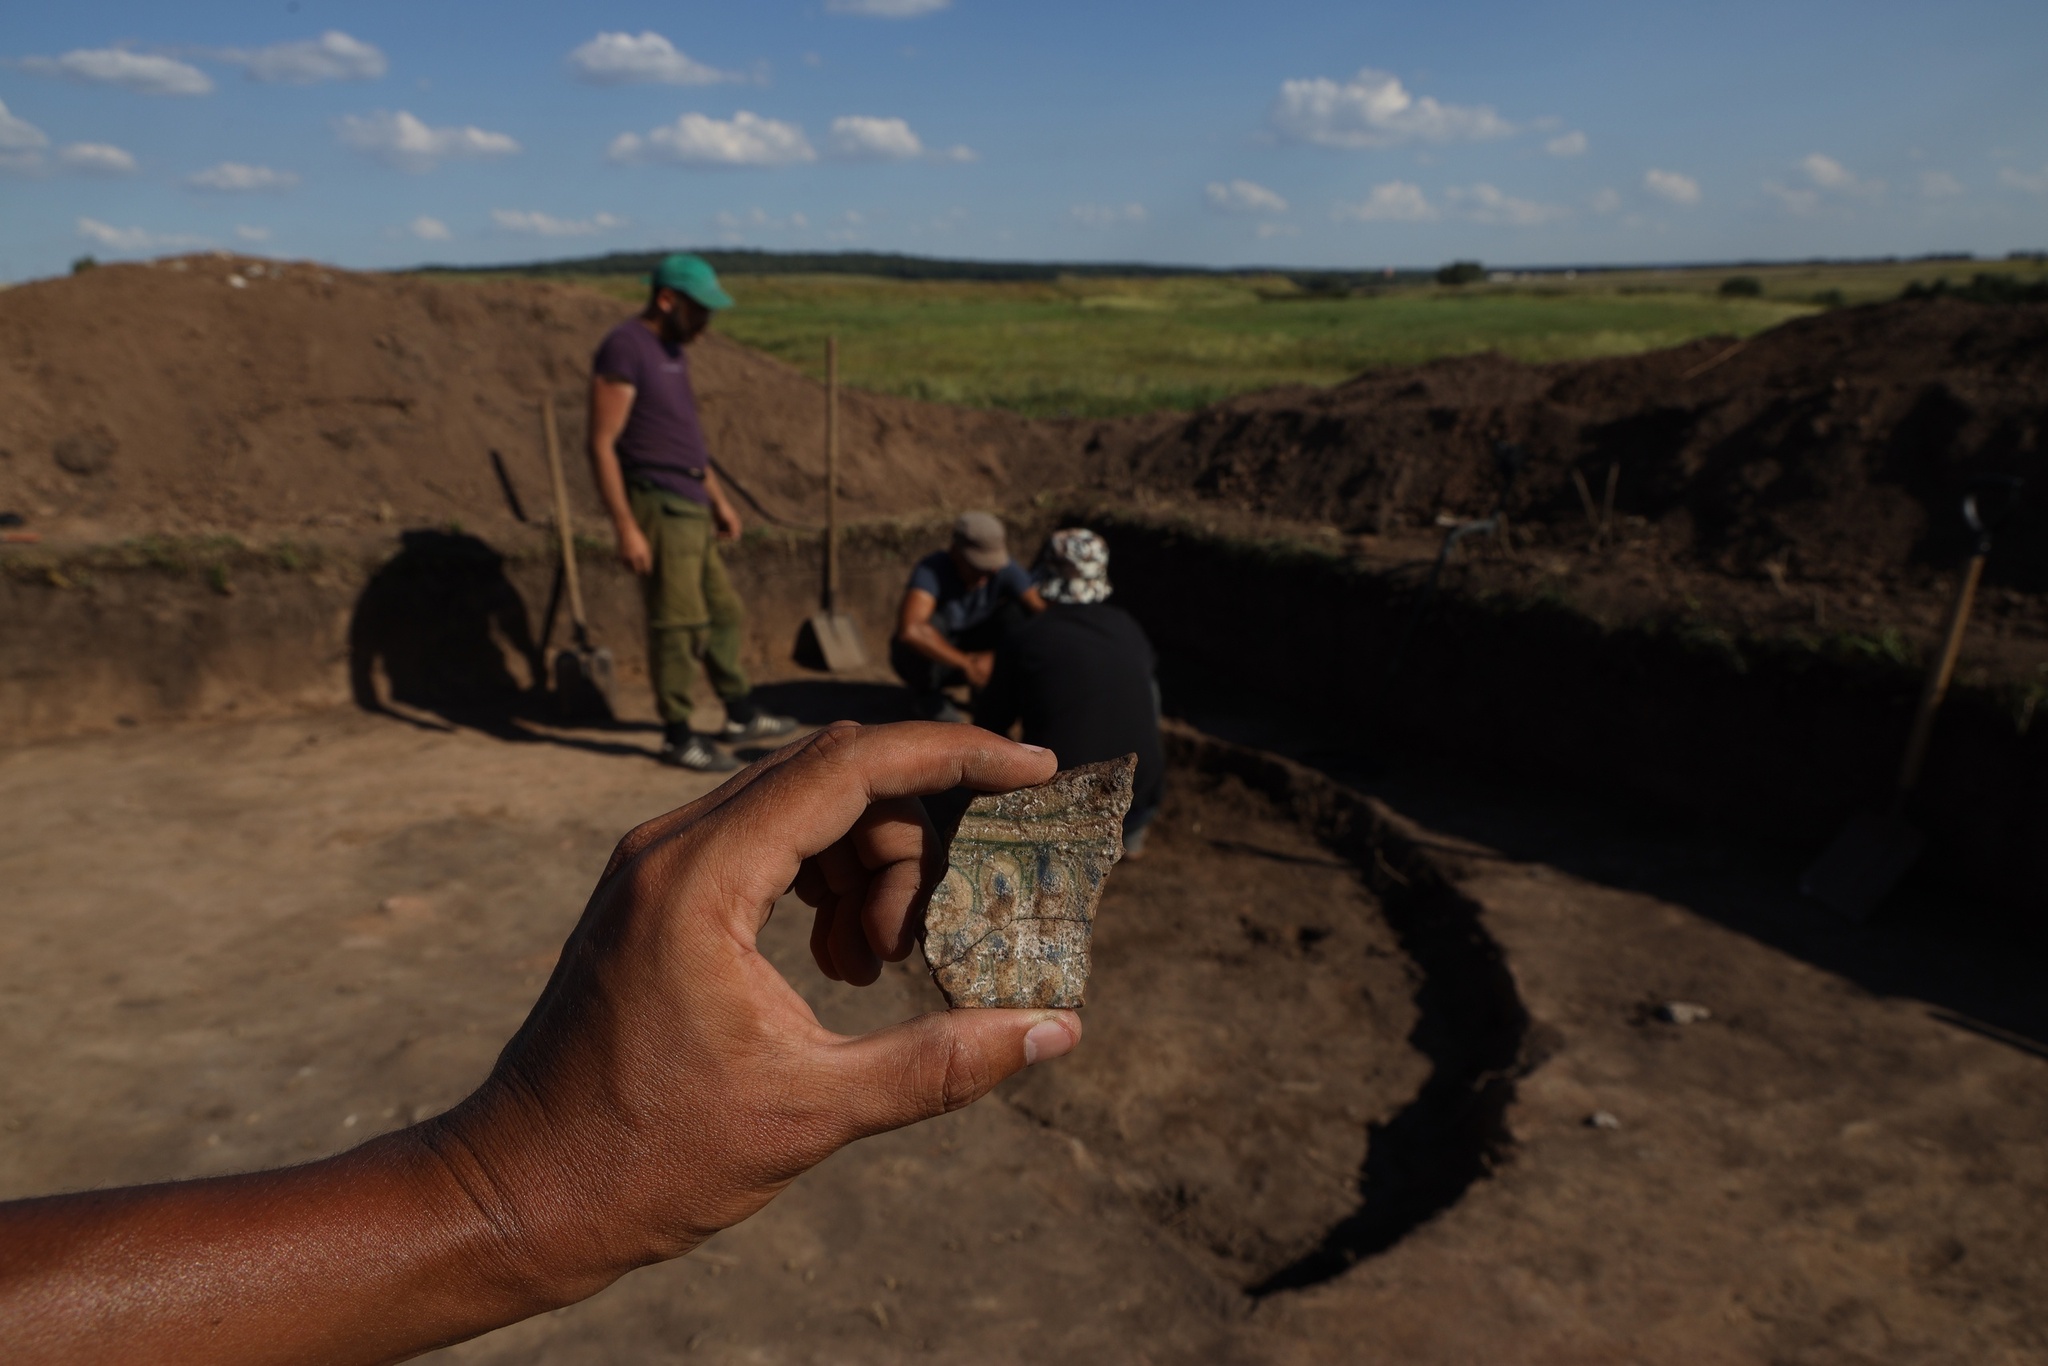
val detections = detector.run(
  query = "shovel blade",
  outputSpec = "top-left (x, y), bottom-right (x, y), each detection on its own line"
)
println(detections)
top-left (553, 646), bottom-right (617, 725)
top-left (800, 611), bottom-right (868, 673)
top-left (1801, 811), bottom-right (1923, 921)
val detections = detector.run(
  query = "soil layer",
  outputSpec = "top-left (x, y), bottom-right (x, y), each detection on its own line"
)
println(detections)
top-left (2, 708), bottom-right (2043, 1362)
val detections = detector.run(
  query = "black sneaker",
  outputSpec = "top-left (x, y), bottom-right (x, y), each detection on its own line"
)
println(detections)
top-left (719, 710), bottom-right (798, 743)
top-left (659, 734), bottom-right (741, 772)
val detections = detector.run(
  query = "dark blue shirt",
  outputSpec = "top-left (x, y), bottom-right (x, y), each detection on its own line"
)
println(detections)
top-left (908, 552), bottom-right (1033, 639)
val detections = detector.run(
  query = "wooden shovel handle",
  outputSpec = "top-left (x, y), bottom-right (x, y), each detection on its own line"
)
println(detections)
top-left (824, 336), bottom-right (840, 613)
top-left (542, 397), bottom-right (589, 636)
top-left (1893, 552), bottom-right (1985, 806)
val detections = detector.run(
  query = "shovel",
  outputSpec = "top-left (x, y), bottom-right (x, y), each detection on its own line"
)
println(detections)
top-left (800, 336), bottom-right (867, 672)
top-left (1801, 481), bottom-right (2020, 918)
top-left (541, 396), bottom-right (617, 724)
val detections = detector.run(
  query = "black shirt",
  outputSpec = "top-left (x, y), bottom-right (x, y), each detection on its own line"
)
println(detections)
top-left (974, 603), bottom-right (1164, 825)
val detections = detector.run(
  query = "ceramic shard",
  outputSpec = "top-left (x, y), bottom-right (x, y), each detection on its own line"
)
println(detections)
top-left (922, 754), bottom-right (1137, 1009)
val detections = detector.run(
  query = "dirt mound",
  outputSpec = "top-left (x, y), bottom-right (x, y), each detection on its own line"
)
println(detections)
top-left (1093, 298), bottom-right (2048, 590)
top-left (0, 257), bottom-right (1076, 543)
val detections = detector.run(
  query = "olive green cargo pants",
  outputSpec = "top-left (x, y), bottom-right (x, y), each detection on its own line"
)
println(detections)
top-left (628, 485), bottom-right (749, 729)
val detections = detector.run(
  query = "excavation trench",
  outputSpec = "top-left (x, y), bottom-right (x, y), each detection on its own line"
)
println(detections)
top-left (8, 503), bottom-right (2043, 1281)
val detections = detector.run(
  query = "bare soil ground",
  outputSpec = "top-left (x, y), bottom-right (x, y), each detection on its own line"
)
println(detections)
top-left (4, 703), bottom-right (2043, 1364)
top-left (1088, 299), bottom-right (2048, 685)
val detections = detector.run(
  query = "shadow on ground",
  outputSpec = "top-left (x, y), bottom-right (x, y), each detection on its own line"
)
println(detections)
top-left (1183, 704), bottom-right (2048, 1059)
top-left (347, 529), bottom-right (657, 760)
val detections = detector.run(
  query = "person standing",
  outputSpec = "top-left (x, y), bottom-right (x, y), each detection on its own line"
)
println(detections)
top-left (973, 529), bottom-right (1165, 856)
top-left (892, 512), bottom-right (1046, 722)
top-left (588, 254), bottom-right (794, 771)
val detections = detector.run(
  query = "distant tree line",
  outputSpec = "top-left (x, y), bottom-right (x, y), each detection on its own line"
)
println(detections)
top-left (415, 247), bottom-right (1436, 292)
top-left (1901, 273), bottom-right (2048, 305)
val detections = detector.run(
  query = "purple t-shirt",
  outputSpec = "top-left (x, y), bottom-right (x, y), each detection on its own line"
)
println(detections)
top-left (592, 320), bottom-right (713, 505)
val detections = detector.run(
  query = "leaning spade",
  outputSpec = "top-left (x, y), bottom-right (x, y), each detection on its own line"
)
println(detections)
top-left (1802, 481), bottom-right (2021, 919)
top-left (540, 396), bottom-right (616, 725)
top-left (798, 336), bottom-right (867, 673)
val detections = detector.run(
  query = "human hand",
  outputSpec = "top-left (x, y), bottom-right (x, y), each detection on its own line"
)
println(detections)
top-left (713, 501), bottom-right (742, 542)
top-left (963, 652), bottom-right (995, 689)
top-left (420, 722), bottom-right (1077, 1307)
top-left (616, 522), bottom-right (654, 576)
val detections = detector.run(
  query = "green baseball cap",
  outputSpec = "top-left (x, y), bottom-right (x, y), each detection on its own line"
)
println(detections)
top-left (649, 253), bottom-right (733, 310)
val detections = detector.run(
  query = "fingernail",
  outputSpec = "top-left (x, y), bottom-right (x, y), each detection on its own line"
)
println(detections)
top-left (1023, 1019), bottom-right (1075, 1065)
top-left (1016, 743), bottom-right (1051, 755)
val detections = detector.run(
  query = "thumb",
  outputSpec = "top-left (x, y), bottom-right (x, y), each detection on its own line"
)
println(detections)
top-left (819, 1008), bottom-right (1081, 1142)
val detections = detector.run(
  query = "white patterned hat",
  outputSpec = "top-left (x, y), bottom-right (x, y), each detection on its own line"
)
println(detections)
top-left (1038, 528), bottom-right (1112, 604)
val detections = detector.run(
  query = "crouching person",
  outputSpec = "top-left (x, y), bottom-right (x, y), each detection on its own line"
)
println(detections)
top-left (972, 529), bottom-right (1164, 856)
top-left (892, 511), bottom-right (1044, 722)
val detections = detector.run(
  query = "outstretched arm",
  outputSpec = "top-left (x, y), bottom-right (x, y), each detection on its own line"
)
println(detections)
top-left (0, 723), bottom-right (1076, 1366)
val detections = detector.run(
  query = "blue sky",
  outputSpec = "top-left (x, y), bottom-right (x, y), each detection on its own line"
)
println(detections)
top-left (2, 0), bottom-right (2045, 281)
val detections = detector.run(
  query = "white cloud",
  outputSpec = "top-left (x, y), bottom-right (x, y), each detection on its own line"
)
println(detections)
top-left (76, 217), bottom-right (207, 252)
top-left (711, 207), bottom-right (811, 241)
top-left (1446, 182), bottom-right (1567, 226)
top-left (188, 162), bottom-right (300, 191)
top-left (1998, 166), bottom-right (2048, 195)
top-left (0, 98), bottom-right (49, 152)
top-left (408, 216), bottom-right (451, 241)
top-left (609, 111), bottom-right (815, 167)
top-left (826, 0), bottom-right (951, 16)
top-left (829, 115), bottom-right (923, 160)
top-left (1800, 153), bottom-right (1882, 196)
top-left (1071, 203), bottom-right (1147, 228)
top-left (217, 31), bottom-right (386, 84)
top-left (1919, 170), bottom-right (1963, 198)
top-left (1643, 168), bottom-right (1701, 205)
top-left (1206, 179), bottom-right (1289, 214)
top-left (235, 225), bottom-right (272, 242)
top-left (567, 32), bottom-right (736, 85)
top-left (491, 208), bottom-right (625, 237)
top-left (1545, 131), bottom-right (1588, 157)
top-left (1589, 187), bottom-right (1622, 214)
top-left (1765, 183), bottom-right (1821, 215)
top-left (1334, 181), bottom-right (1437, 222)
top-left (21, 49), bottom-right (213, 96)
top-left (336, 110), bottom-right (520, 172)
top-left (58, 142), bottom-right (137, 174)
top-left (1272, 69), bottom-right (1513, 149)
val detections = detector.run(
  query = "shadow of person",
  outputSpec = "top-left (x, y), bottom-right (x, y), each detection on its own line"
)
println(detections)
top-left (348, 529), bottom-right (550, 732)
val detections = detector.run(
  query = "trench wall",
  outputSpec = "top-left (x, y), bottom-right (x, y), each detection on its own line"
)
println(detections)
top-left (5, 509), bottom-right (2041, 926)
top-left (0, 518), bottom-right (985, 738)
top-left (1098, 515), bottom-right (2048, 924)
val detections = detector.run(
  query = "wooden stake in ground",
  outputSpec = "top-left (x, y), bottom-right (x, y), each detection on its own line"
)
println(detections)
top-left (801, 336), bottom-right (866, 672)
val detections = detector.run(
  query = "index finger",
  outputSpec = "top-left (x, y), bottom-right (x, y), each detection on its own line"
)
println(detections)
top-left (689, 722), bottom-right (1057, 913)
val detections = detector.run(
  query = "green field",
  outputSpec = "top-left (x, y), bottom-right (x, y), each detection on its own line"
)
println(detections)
top-left (522, 256), bottom-right (2043, 419)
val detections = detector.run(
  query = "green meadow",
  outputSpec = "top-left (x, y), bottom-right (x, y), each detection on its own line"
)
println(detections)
top-left (513, 255), bottom-right (2042, 419)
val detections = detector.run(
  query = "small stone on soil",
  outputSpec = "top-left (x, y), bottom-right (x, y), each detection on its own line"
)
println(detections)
top-left (922, 755), bottom-right (1136, 1009)
top-left (1657, 1001), bottom-right (1712, 1025)
top-left (1586, 1110), bottom-right (1622, 1130)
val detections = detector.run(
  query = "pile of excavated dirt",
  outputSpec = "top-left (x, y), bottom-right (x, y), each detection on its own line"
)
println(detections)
top-left (1090, 297), bottom-right (2048, 595)
top-left (0, 256), bottom-right (1080, 544)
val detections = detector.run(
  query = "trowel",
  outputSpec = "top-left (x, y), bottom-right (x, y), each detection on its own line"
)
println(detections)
top-left (1801, 479), bottom-right (2022, 918)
